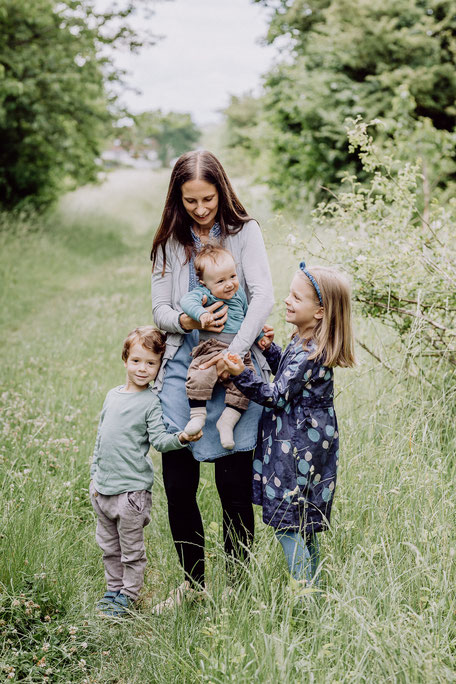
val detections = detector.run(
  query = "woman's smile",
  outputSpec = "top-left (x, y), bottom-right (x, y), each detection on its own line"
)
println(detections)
top-left (181, 178), bottom-right (219, 230)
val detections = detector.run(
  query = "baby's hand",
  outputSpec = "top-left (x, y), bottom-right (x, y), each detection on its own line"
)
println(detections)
top-left (223, 352), bottom-right (245, 376)
top-left (179, 430), bottom-right (203, 443)
top-left (200, 312), bottom-right (215, 329)
top-left (258, 324), bottom-right (274, 351)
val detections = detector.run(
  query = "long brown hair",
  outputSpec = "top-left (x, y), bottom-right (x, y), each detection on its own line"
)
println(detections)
top-left (298, 266), bottom-right (356, 368)
top-left (150, 150), bottom-right (252, 274)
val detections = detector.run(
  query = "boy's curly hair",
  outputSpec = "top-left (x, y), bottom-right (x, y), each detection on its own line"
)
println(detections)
top-left (121, 326), bottom-right (166, 362)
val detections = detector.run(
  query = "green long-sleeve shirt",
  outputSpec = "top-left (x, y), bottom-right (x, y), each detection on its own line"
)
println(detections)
top-left (91, 385), bottom-right (182, 495)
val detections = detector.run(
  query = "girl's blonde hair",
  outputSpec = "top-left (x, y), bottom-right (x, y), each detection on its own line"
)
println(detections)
top-left (298, 266), bottom-right (356, 368)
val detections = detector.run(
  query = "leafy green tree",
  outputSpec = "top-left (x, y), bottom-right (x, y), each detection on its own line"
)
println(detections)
top-left (288, 118), bottom-right (456, 381)
top-left (139, 110), bottom-right (200, 167)
top-left (254, 0), bottom-right (456, 209)
top-left (0, 0), bottom-right (154, 210)
top-left (223, 93), bottom-right (263, 158)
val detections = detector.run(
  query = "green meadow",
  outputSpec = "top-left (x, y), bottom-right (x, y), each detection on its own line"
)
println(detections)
top-left (0, 169), bottom-right (455, 682)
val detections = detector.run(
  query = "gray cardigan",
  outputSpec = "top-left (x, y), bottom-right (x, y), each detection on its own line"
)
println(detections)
top-left (151, 219), bottom-right (274, 389)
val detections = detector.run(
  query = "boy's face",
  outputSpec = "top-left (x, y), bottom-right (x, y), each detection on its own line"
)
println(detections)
top-left (124, 343), bottom-right (162, 392)
top-left (200, 253), bottom-right (239, 300)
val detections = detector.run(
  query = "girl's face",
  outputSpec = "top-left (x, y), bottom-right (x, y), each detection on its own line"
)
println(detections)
top-left (181, 179), bottom-right (219, 230)
top-left (285, 272), bottom-right (323, 337)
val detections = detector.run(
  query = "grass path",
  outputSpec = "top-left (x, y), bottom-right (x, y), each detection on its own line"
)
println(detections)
top-left (0, 170), bottom-right (455, 682)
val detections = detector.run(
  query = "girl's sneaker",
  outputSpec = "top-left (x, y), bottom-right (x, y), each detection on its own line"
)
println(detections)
top-left (96, 590), bottom-right (120, 612)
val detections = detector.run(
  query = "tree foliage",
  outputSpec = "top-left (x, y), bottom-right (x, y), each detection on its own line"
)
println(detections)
top-left (0, 0), bottom-right (154, 210)
top-left (116, 110), bottom-right (201, 167)
top-left (298, 119), bottom-right (456, 382)
top-left (253, 0), bottom-right (456, 209)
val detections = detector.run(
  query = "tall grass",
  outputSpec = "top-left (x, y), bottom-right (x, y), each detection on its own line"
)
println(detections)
top-left (0, 170), bottom-right (454, 682)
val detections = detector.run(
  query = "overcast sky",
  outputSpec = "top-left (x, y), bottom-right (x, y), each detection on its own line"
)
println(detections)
top-left (111, 0), bottom-right (279, 124)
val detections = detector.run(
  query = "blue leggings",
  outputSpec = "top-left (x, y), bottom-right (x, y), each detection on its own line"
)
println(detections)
top-left (275, 530), bottom-right (320, 583)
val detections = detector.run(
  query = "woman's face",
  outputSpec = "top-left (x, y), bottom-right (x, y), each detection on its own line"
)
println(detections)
top-left (181, 179), bottom-right (219, 230)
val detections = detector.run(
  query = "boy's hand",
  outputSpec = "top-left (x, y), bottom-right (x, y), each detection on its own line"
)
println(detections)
top-left (179, 430), bottom-right (203, 443)
top-left (223, 352), bottom-right (245, 376)
top-left (200, 311), bottom-right (215, 329)
top-left (257, 324), bottom-right (274, 351)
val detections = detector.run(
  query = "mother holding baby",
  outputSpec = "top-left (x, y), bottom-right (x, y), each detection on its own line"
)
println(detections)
top-left (150, 150), bottom-right (273, 609)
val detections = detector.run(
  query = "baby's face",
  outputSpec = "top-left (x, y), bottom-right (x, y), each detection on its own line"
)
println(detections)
top-left (200, 253), bottom-right (239, 300)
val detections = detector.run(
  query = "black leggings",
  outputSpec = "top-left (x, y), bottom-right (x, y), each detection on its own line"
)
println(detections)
top-left (162, 448), bottom-right (254, 587)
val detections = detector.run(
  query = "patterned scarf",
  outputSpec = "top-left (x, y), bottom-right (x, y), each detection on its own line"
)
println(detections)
top-left (188, 222), bottom-right (222, 291)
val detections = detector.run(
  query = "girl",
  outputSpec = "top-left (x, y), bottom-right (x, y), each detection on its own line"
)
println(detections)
top-left (223, 261), bottom-right (355, 584)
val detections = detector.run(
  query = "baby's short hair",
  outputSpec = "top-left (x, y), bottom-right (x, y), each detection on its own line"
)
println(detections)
top-left (194, 243), bottom-right (234, 281)
top-left (121, 326), bottom-right (166, 362)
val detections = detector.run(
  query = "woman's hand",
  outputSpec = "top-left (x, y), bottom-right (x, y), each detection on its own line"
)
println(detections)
top-left (201, 299), bottom-right (228, 332)
top-left (223, 352), bottom-right (245, 376)
top-left (257, 324), bottom-right (274, 351)
top-left (179, 296), bottom-right (228, 332)
top-left (199, 352), bottom-right (230, 380)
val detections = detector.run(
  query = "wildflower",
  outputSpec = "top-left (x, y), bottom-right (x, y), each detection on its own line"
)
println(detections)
top-left (81, 642), bottom-right (88, 649)
top-left (44, 615), bottom-right (51, 622)
top-left (11, 599), bottom-right (20, 607)
top-left (42, 642), bottom-right (50, 652)
top-left (68, 626), bottom-right (78, 635)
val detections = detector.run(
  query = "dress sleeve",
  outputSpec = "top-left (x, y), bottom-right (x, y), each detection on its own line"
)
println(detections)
top-left (262, 342), bottom-right (282, 375)
top-left (151, 242), bottom-right (186, 334)
top-left (146, 398), bottom-right (183, 453)
top-left (233, 349), bottom-right (311, 408)
top-left (228, 221), bottom-right (274, 356)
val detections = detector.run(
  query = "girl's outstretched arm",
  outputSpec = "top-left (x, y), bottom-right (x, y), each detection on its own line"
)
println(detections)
top-left (231, 349), bottom-right (311, 409)
top-left (262, 341), bottom-right (282, 375)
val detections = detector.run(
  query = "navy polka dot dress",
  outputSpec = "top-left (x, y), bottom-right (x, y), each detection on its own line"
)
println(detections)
top-left (233, 338), bottom-right (339, 535)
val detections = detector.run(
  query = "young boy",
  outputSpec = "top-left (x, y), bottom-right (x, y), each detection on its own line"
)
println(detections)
top-left (90, 326), bottom-right (200, 617)
top-left (180, 244), bottom-right (265, 450)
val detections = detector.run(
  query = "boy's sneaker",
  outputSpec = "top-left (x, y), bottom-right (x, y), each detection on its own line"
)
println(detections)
top-left (99, 592), bottom-right (135, 618)
top-left (96, 590), bottom-right (120, 612)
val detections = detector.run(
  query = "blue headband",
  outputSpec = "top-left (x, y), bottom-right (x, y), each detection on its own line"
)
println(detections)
top-left (299, 261), bottom-right (323, 306)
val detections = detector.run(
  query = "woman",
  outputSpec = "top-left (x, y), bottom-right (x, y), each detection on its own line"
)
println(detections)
top-left (150, 150), bottom-right (273, 610)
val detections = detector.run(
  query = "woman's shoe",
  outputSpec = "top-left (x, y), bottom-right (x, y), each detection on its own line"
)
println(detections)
top-left (151, 581), bottom-right (207, 615)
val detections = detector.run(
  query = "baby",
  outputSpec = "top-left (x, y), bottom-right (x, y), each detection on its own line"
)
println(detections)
top-left (180, 244), bottom-right (261, 449)
top-left (90, 326), bottom-right (201, 617)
